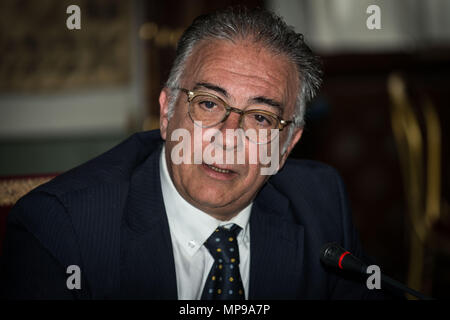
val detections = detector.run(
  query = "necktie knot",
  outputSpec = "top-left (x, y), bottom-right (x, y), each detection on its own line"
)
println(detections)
top-left (204, 225), bottom-right (242, 264)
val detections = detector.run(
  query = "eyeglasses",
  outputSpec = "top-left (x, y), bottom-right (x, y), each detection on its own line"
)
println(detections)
top-left (177, 88), bottom-right (293, 144)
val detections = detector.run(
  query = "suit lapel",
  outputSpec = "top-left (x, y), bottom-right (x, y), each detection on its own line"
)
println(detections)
top-left (248, 181), bottom-right (305, 299)
top-left (120, 144), bottom-right (178, 299)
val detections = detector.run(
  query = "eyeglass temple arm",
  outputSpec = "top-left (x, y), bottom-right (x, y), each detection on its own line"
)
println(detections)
top-left (279, 119), bottom-right (293, 130)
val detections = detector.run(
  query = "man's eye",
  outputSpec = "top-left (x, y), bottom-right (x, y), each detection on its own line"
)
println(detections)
top-left (198, 100), bottom-right (218, 110)
top-left (254, 114), bottom-right (271, 125)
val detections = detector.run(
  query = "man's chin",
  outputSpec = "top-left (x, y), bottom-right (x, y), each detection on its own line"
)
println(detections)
top-left (190, 196), bottom-right (231, 210)
top-left (186, 192), bottom-right (236, 213)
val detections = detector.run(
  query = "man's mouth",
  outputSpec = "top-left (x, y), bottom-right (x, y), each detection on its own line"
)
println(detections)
top-left (206, 164), bottom-right (232, 174)
top-left (201, 163), bottom-right (238, 180)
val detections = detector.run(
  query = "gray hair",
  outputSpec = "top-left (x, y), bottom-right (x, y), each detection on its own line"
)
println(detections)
top-left (165, 7), bottom-right (322, 153)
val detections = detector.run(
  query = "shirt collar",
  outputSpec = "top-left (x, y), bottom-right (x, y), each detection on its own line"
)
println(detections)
top-left (159, 144), bottom-right (252, 256)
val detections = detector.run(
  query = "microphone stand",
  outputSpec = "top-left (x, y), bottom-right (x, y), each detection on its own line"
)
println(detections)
top-left (380, 273), bottom-right (433, 300)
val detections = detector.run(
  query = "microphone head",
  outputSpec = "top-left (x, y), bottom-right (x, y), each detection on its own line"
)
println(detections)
top-left (320, 242), bottom-right (347, 267)
top-left (320, 242), bottom-right (367, 274)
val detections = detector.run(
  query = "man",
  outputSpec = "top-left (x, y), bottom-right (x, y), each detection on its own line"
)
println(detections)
top-left (1, 7), bottom-right (384, 299)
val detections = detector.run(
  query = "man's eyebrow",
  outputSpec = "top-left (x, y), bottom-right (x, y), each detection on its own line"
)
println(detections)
top-left (193, 82), bottom-right (229, 98)
top-left (193, 82), bottom-right (283, 112)
top-left (250, 96), bottom-right (283, 111)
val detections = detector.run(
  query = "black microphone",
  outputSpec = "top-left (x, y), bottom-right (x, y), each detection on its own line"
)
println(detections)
top-left (320, 242), bottom-right (367, 274)
top-left (320, 243), bottom-right (433, 300)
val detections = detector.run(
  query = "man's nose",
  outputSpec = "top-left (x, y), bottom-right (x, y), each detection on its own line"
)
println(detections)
top-left (212, 112), bottom-right (244, 150)
top-left (221, 111), bottom-right (241, 130)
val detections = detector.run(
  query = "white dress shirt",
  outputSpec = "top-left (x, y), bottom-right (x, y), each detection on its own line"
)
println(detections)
top-left (159, 145), bottom-right (251, 300)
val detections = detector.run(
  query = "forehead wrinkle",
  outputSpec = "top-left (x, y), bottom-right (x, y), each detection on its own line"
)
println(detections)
top-left (199, 66), bottom-right (286, 103)
top-left (185, 40), bottom-right (288, 87)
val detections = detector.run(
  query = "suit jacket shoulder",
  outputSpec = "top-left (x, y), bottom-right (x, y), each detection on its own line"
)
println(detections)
top-left (1, 130), bottom-right (164, 299)
top-left (36, 130), bottom-right (163, 197)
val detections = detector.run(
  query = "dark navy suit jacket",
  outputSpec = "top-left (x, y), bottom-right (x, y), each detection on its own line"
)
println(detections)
top-left (0, 130), bottom-right (384, 299)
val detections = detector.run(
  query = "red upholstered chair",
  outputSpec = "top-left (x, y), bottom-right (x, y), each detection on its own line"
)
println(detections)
top-left (0, 174), bottom-right (57, 255)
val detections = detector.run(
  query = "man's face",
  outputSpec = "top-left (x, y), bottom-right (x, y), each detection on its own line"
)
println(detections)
top-left (159, 39), bottom-right (303, 219)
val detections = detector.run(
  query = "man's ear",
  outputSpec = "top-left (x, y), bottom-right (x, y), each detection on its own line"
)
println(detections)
top-left (278, 128), bottom-right (303, 170)
top-left (159, 88), bottom-right (170, 140)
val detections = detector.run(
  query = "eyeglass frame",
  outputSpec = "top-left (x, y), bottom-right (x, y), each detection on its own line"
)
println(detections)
top-left (175, 87), bottom-right (294, 131)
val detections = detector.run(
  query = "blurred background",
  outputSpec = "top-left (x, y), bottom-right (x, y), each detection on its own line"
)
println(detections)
top-left (0, 0), bottom-right (449, 299)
